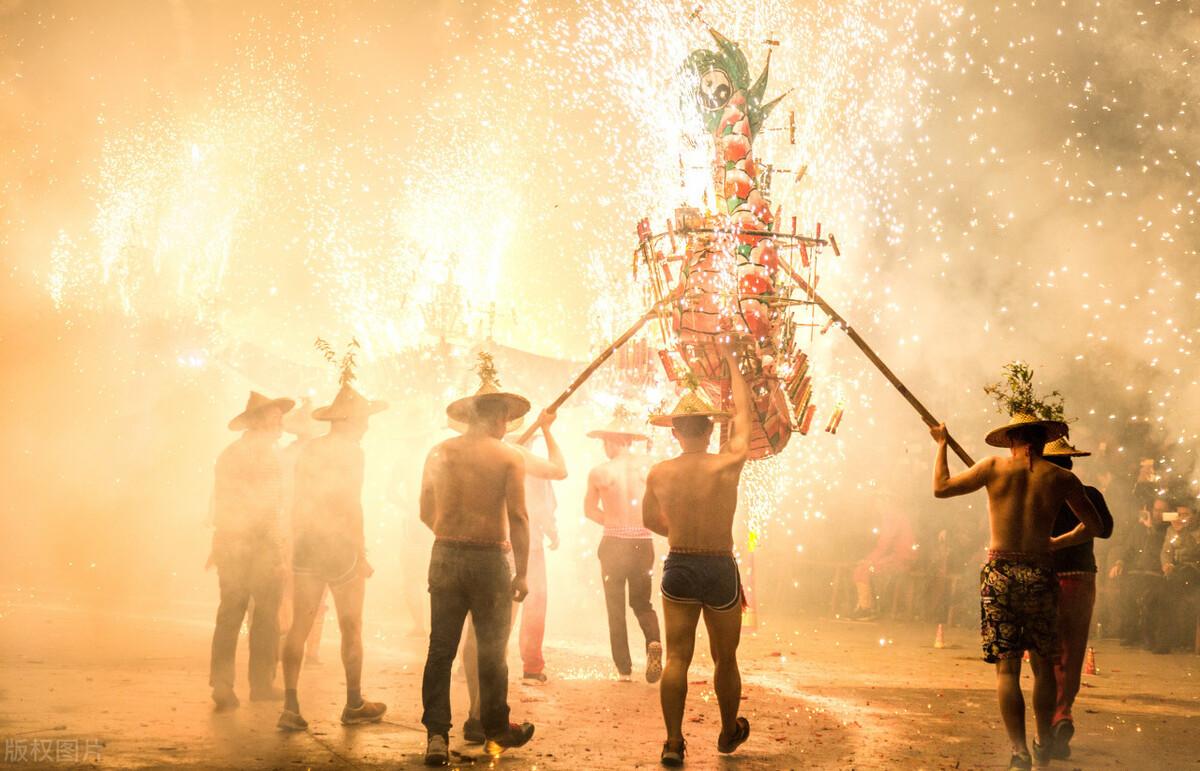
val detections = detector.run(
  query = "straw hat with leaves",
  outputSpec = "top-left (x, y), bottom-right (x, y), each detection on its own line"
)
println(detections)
top-left (982, 362), bottom-right (1069, 448)
top-left (313, 384), bottom-right (388, 421)
top-left (446, 352), bottom-right (531, 431)
top-left (1043, 436), bottom-right (1091, 458)
top-left (228, 391), bottom-right (295, 431)
top-left (311, 337), bottom-right (388, 421)
top-left (649, 372), bottom-right (731, 427)
top-left (587, 404), bottom-right (649, 442)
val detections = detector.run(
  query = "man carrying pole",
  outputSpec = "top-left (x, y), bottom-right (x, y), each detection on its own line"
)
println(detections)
top-left (930, 387), bottom-right (1104, 770)
top-left (643, 343), bottom-right (753, 766)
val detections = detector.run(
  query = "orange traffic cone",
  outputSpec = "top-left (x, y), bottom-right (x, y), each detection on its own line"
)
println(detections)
top-left (933, 623), bottom-right (945, 649)
top-left (1084, 646), bottom-right (1098, 675)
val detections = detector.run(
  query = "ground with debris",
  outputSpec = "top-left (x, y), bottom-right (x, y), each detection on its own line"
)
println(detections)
top-left (1, 596), bottom-right (1196, 769)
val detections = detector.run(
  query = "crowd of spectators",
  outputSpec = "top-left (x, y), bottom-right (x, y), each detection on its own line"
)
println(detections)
top-left (768, 441), bottom-right (1199, 655)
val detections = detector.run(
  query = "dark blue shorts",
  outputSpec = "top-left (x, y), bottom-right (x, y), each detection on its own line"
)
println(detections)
top-left (660, 552), bottom-right (742, 611)
top-left (293, 533), bottom-right (360, 587)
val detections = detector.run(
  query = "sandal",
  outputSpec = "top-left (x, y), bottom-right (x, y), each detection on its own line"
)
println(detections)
top-left (660, 739), bottom-right (686, 766)
top-left (717, 716), bottom-right (750, 754)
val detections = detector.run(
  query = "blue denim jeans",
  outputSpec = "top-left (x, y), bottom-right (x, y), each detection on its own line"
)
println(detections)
top-left (420, 541), bottom-right (513, 737)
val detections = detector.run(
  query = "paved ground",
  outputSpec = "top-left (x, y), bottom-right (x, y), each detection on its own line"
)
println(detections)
top-left (1, 597), bottom-right (1197, 769)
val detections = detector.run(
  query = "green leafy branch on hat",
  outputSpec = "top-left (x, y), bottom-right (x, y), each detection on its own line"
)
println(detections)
top-left (983, 361), bottom-right (1064, 420)
top-left (612, 403), bottom-right (636, 423)
top-left (314, 337), bottom-right (361, 387)
top-left (473, 351), bottom-right (501, 389)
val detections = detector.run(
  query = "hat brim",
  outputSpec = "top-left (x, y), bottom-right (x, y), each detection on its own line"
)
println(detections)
top-left (587, 429), bottom-right (649, 441)
top-left (648, 411), bottom-right (731, 428)
top-left (445, 392), bottom-right (531, 425)
top-left (311, 399), bottom-right (389, 421)
top-left (985, 419), bottom-right (1068, 448)
top-left (1045, 449), bottom-right (1092, 458)
top-left (228, 398), bottom-right (296, 431)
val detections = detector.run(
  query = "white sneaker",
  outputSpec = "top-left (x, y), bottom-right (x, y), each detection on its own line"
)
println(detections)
top-left (646, 641), bottom-right (663, 683)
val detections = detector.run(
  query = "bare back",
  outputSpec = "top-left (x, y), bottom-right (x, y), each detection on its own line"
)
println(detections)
top-left (647, 452), bottom-right (744, 552)
top-left (983, 455), bottom-right (1079, 554)
top-left (422, 434), bottom-right (523, 543)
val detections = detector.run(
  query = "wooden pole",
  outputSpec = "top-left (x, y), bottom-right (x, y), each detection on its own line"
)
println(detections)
top-left (778, 256), bottom-right (976, 467)
top-left (515, 304), bottom-right (663, 446)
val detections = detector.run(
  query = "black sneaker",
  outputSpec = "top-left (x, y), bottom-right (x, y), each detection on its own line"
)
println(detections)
top-left (1051, 719), bottom-right (1074, 760)
top-left (1032, 740), bottom-right (1051, 767)
top-left (846, 606), bottom-right (878, 621)
top-left (484, 721), bottom-right (535, 756)
top-left (424, 733), bottom-right (449, 766)
top-left (661, 739), bottom-right (686, 767)
top-left (1007, 752), bottom-right (1032, 771)
top-left (522, 671), bottom-right (548, 684)
top-left (462, 716), bottom-right (485, 744)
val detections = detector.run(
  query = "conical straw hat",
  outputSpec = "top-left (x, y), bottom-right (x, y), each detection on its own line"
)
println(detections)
top-left (984, 413), bottom-right (1068, 448)
top-left (446, 352), bottom-right (531, 430)
top-left (1043, 436), bottom-right (1091, 458)
top-left (228, 391), bottom-right (295, 431)
top-left (312, 384), bottom-right (388, 421)
top-left (587, 405), bottom-right (649, 441)
top-left (649, 388), bottom-right (731, 427)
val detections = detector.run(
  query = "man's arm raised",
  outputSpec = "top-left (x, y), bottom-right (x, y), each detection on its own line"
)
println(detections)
top-left (1050, 475), bottom-right (1105, 550)
top-left (720, 344), bottom-right (752, 461)
top-left (516, 410), bottom-right (568, 481)
top-left (930, 423), bottom-right (991, 498)
top-left (505, 450), bottom-right (531, 602)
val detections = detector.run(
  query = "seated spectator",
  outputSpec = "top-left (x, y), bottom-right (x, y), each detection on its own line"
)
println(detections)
top-left (1144, 504), bottom-right (1200, 653)
top-left (848, 503), bottom-right (916, 620)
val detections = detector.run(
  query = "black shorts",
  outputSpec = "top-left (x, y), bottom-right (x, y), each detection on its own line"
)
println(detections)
top-left (980, 553), bottom-right (1058, 663)
top-left (293, 533), bottom-right (360, 587)
top-left (661, 551), bottom-right (742, 611)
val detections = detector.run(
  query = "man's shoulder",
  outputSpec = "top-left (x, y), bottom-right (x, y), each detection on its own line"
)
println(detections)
top-left (218, 435), bottom-right (268, 465)
top-left (216, 437), bottom-right (244, 462)
top-left (454, 435), bottom-right (521, 465)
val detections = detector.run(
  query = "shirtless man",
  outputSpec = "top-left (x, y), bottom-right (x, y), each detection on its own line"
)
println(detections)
top-left (460, 417), bottom-right (565, 744)
top-left (278, 384), bottom-right (388, 731)
top-left (931, 418), bottom-right (1103, 770)
top-left (643, 346), bottom-right (752, 766)
top-left (585, 407), bottom-right (662, 682)
top-left (418, 382), bottom-right (537, 766)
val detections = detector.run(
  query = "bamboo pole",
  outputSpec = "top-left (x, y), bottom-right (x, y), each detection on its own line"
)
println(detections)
top-left (778, 256), bottom-right (976, 467)
top-left (515, 303), bottom-right (664, 446)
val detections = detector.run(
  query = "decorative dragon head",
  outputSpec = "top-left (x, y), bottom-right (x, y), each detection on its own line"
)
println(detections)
top-left (682, 28), bottom-right (787, 137)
